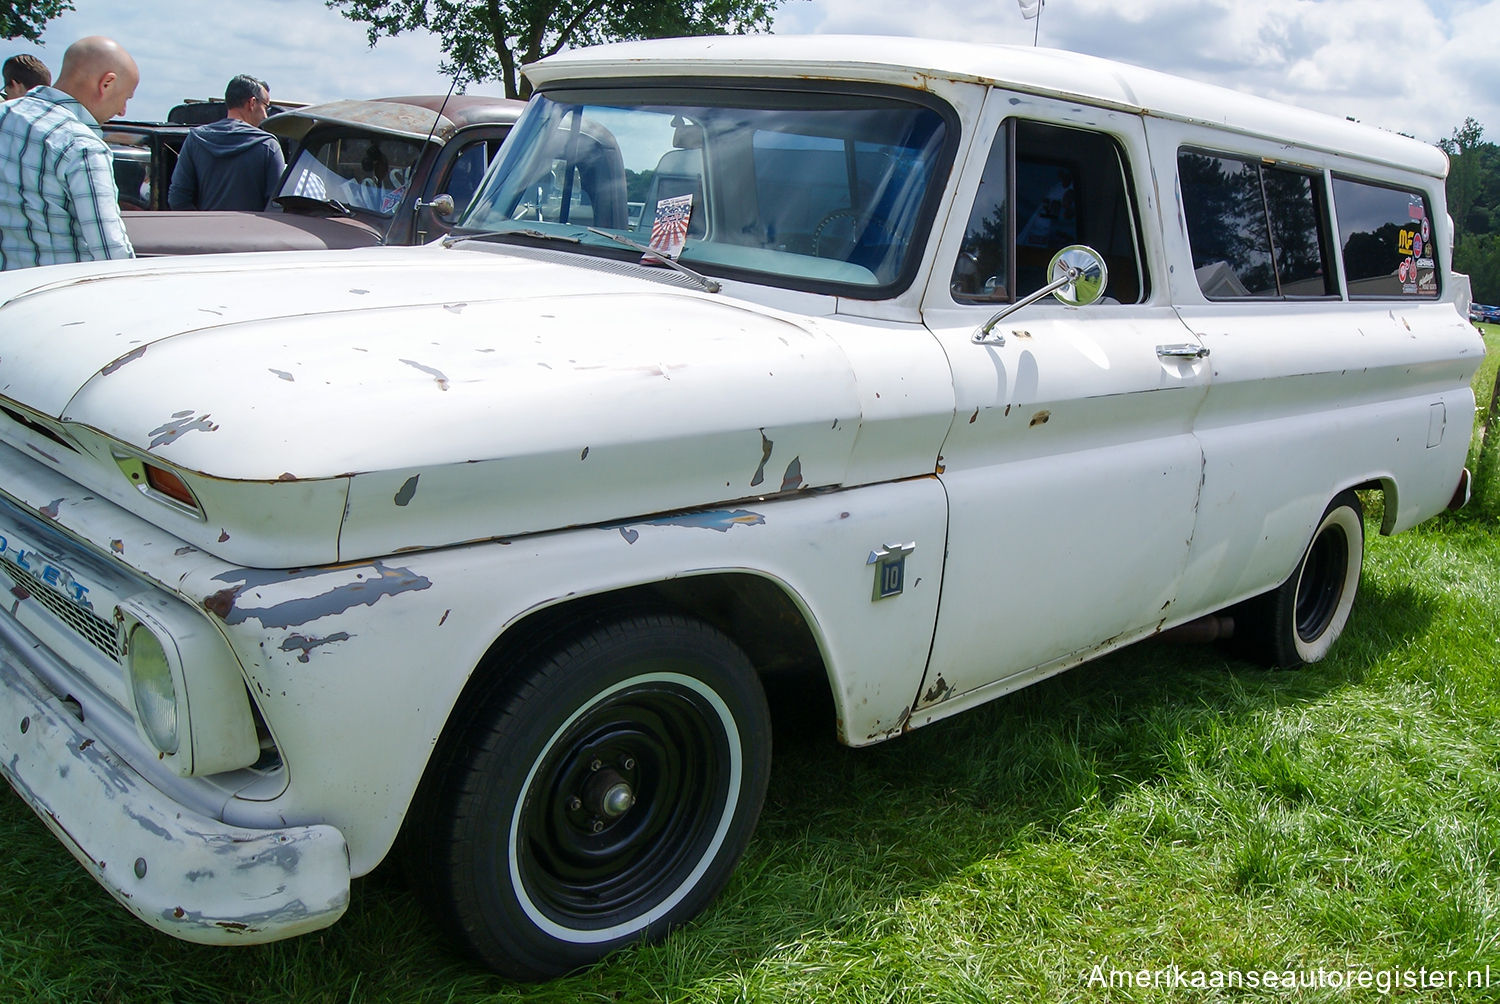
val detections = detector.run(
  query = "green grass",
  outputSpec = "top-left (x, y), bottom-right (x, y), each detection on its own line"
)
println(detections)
top-left (2, 343), bottom-right (1498, 1004)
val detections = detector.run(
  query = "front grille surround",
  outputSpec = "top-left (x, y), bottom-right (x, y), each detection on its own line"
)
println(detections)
top-left (0, 557), bottom-right (125, 664)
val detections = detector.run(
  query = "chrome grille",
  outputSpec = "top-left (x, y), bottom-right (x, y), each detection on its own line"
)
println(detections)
top-left (0, 558), bottom-right (125, 663)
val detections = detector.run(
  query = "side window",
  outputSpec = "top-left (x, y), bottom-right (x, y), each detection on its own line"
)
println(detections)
top-left (951, 120), bottom-right (1147, 304)
top-left (440, 142), bottom-right (493, 217)
top-left (1331, 176), bottom-right (1438, 298)
top-left (1178, 150), bottom-right (1334, 299)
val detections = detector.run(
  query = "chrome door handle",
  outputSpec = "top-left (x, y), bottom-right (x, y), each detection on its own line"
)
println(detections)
top-left (1156, 343), bottom-right (1209, 359)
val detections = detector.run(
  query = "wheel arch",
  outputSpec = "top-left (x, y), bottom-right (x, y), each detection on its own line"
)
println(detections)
top-left (1348, 475), bottom-right (1398, 536)
top-left (407, 571), bottom-right (836, 813)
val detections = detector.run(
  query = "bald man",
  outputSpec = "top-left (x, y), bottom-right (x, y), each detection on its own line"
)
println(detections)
top-left (0, 36), bottom-right (138, 270)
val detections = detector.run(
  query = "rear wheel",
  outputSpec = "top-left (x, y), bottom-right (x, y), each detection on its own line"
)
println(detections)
top-left (1237, 491), bottom-right (1365, 667)
top-left (409, 613), bottom-right (771, 979)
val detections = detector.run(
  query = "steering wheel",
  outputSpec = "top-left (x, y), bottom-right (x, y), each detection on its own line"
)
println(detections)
top-left (812, 208), bottom-right (862, 259)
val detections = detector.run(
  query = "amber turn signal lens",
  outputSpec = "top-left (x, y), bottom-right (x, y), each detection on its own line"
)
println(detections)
top-left (144, 465), bottom-right (196, 508)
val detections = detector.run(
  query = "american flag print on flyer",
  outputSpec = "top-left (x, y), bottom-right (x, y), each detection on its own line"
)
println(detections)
top-left (644, 193), bottom-right (694, 263)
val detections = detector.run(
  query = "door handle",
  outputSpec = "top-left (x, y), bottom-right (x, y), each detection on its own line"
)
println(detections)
top-left (1156, 343), bottom-right (1210, 359)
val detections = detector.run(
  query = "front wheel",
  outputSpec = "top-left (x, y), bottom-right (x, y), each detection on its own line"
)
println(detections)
top-left (1237, 490), bottom-right (1365, 668)
top-left (409, 614), bottom-right (771, 979)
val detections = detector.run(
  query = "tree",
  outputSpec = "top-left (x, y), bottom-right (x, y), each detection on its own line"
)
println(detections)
top-left (1440, 118), bottom-right (1499, 237)
top-left (1, 0), bottom-right (74, 42)
top-left (326, 0), bottom-right (784, 100)
top-left (1439, 119), bottom-right (1500, 303)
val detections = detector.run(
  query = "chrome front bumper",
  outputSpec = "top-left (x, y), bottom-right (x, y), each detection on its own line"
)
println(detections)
top-left (0, 624), bottom-right (350, 944)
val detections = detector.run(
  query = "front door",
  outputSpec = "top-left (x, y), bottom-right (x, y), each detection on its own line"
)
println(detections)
top-left (916, 92), bottom-right (1210, 712)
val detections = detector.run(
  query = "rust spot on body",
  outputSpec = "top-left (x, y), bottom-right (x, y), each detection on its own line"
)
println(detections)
top-left (148, 411), bottom-right (218, 450)
top-left (1029, 410), bottom-right (1051, 427)
top-left (399, 359), bottom-right (450, 391)
top-left (206, 561), bottom-right (434, 628)
top-left (101, 345), bottom-right (147, 375)
top-left (921, 675), bottom-right (952, 705)
top-left (780, 457), bottom-right (803, 493)
top-left (751, 429), bottom-right (773, 487)
top-left (280, 632), bottom-right (352, 663)
top-left (204, 587), bottom-right (237, 619)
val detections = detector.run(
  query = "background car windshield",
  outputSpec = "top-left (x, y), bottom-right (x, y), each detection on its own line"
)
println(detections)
top-left (278, 132), bottom-right (426, 216)
top-left (460, 87), bottom-right (950, 292)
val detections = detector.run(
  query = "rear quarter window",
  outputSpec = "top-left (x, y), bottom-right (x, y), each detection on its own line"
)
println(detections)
top-left (1331, 176), bottom-right (1438, 297)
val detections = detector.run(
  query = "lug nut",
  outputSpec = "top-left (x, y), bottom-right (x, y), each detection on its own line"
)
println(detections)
top-left (621, 756), bottom-right (636, 770)
top-left (567, 796), bottom-right (582, 811)
top-left (591, 819), bottom-right (605, 833)
top-left (590, 759), bottom-right (602, 772)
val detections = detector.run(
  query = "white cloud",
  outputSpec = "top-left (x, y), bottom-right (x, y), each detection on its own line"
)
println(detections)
top-left (24, 0), bottom-right (458, 119)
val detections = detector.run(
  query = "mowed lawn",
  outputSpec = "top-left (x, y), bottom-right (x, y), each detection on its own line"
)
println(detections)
top-left (2, 327), bottom-right (1497, 1004)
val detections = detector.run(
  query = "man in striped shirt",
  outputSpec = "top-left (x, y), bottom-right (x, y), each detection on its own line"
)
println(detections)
top-left (0, 36), bottom-right (138, 270)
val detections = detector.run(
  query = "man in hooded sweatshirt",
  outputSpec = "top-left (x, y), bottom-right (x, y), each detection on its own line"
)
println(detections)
top-left (168, 74), bottom-right (285, 211)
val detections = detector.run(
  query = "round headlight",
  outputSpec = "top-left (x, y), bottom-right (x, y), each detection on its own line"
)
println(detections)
top-left (127, 623), bottom-right (179, 755)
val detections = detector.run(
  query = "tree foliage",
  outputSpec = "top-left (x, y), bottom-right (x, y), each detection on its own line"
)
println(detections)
top-left (1440, 119), bottom-right (1500, 304)
top-left (1, 0), bottom-right (74, 42)
top-left (326, 0), bottom-right (783, 99)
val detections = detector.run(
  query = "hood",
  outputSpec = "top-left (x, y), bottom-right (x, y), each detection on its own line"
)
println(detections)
top-left (124, 210), bottom-right (382, 256)
top-left (186, 118), bottom-right (280, 158)
top-left (0, 244), bottom-right (866, 562)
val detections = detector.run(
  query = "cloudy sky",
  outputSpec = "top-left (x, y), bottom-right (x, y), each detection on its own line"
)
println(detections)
top-left (17, 0), bottom-right (1500, 147)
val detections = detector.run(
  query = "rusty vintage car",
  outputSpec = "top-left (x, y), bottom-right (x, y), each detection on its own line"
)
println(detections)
top-left (121, 93), bottom-right (523, 255)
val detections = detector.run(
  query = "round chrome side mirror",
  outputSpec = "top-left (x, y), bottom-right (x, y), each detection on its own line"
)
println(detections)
top-left (421, 193), bottom-right (457, 219)
top-left (1048, 245), bottom-right (1108, 307)
top-left (973, 243), bottom-right (1111, 344)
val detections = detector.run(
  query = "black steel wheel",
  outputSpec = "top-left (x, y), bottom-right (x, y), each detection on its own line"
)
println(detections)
top-left (410, 613), bottom-right (771, 979)
top-left (1238, 490), bottom-right (1365, 668)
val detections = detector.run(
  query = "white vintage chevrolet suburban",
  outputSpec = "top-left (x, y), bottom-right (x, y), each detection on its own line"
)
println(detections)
top-left (0, 36), bottom-right (1483, 978)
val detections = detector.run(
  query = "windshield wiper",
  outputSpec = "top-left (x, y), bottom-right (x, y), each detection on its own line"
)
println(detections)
top-left (443, 227), bottom-right (581, 248)
top-left (586, 227), bottom-right (721, 294)
top-left (273, 193), bottom-right (355, 217)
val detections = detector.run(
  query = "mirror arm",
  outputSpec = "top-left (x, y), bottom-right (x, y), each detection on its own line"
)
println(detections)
top-left (972, 262), bottom-right (1080, 345)
top-left (413, 193), bottom-right (457, 244)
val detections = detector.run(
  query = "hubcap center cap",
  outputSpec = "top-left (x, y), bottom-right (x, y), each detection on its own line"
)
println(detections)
top-left (601, 782), bottom-right (635, 818)
top-left (580, 767), bottom-right (636, 820)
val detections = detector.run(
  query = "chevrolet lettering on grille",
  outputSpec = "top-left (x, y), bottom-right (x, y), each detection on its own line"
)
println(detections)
top-left (0, 531), bottom-right (96, 609)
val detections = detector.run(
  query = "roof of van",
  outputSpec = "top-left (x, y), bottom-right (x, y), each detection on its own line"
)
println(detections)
top-left (527, 35), bottom-right (1447, 179)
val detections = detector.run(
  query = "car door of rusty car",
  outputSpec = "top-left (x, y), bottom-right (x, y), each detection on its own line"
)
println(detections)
top-left (916, 91), bottom-right (1211, 723)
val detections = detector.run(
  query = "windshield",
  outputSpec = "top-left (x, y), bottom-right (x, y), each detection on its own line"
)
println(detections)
top-left (276, 130), bottom-right (427, 215)
top-left (458, 85), bottom-right (952, 294)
